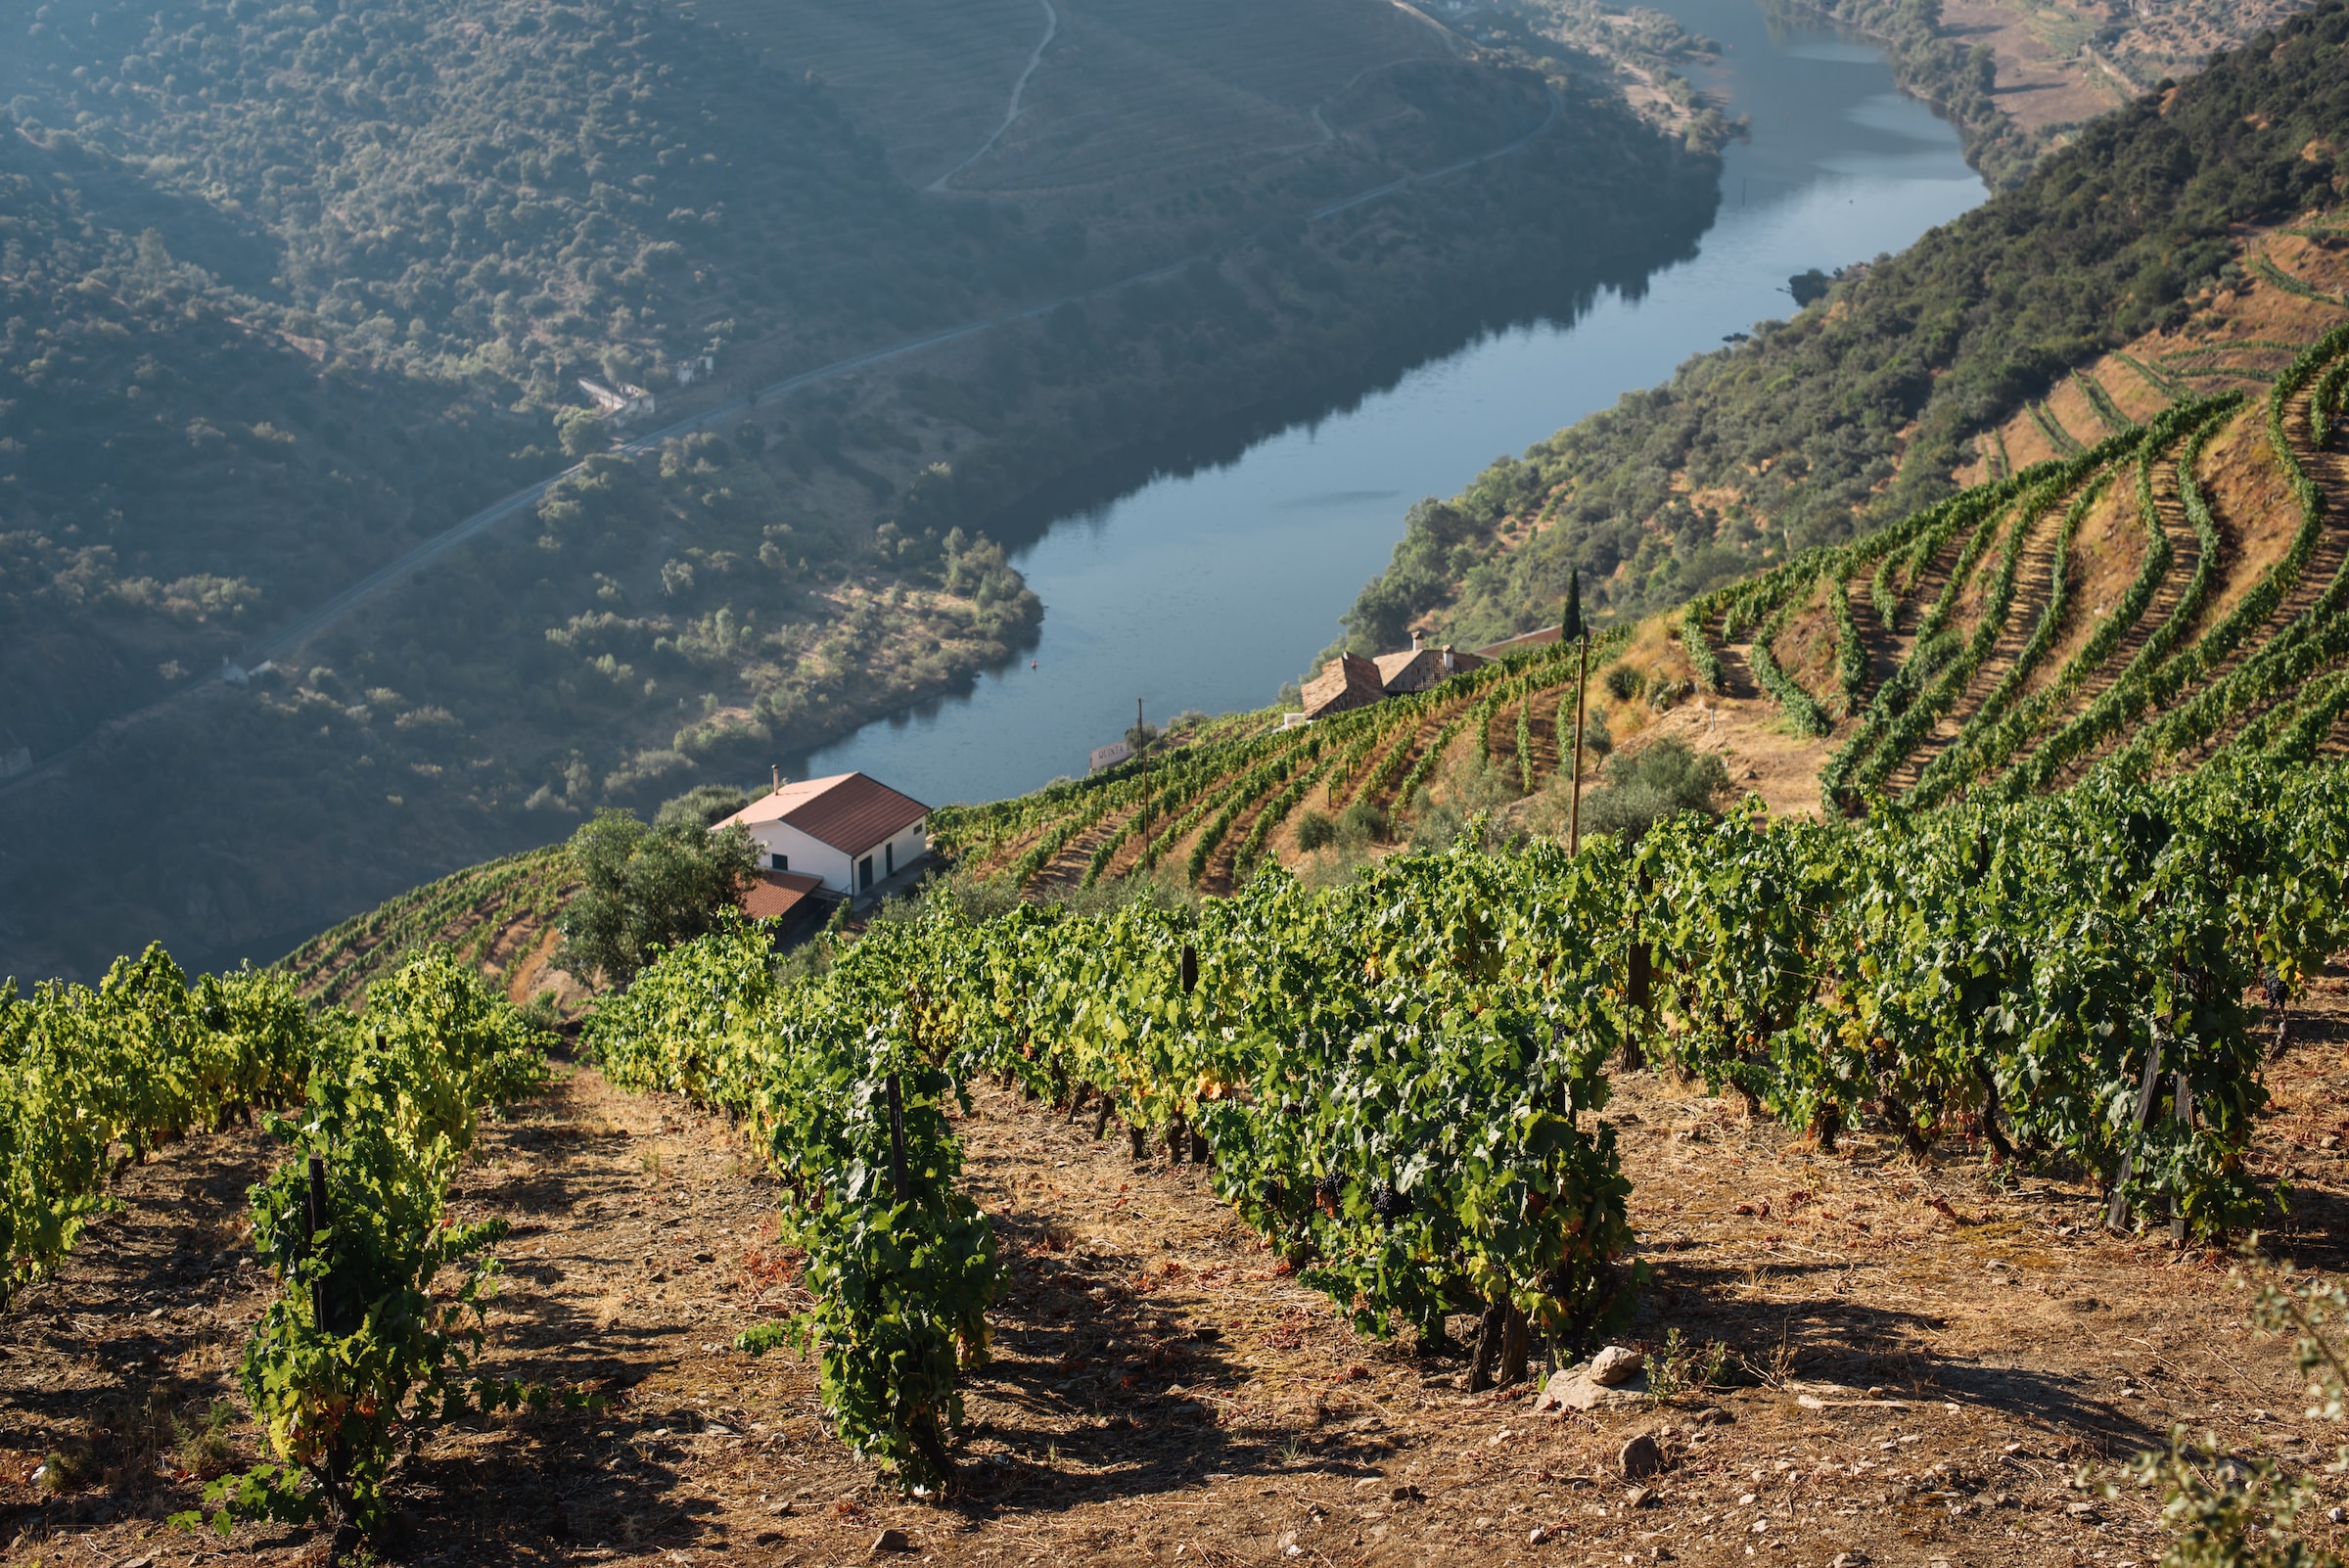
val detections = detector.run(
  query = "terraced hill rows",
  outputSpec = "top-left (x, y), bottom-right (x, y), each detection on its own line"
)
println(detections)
top-left (277, 848), bottom-right (576, 1011)
top-left (1675, 226), bottom-right (2349, 818)
top-left (934, 225), bottom-right (2349, 896)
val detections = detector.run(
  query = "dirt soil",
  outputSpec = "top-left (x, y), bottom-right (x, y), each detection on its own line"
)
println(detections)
top-left (7, 977), bottom-right (2349, 1568)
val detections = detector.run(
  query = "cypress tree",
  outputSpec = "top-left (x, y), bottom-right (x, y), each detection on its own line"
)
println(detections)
top-left (1561, 569), bottom-right (1585, 644)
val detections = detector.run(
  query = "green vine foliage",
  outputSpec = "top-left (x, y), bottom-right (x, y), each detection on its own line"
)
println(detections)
top-left (0, 951), bottom-right (311, 1305)
top-left (184, 948), bottom-right (552, 1543)
top-left (960, 841), bottom-right (1644, 1354)
top-left (587, 913), bottom-right (999, 1492)
top-left (1640, 761), bottom-right (2344, 1234)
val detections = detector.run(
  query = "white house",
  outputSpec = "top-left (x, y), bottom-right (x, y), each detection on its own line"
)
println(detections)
top-left (718, 771), bottom-right (930, 899)
top-left (576, 378), bottom-right (658, 426)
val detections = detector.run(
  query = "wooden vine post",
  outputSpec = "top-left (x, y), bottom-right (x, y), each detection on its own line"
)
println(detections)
top-left (2104, 1037), bottom-right (2165, 1231)
top-left (305, 1151), bottom-right (353, 1527)
top-left (1179, 944), bottom-right (1208, 1163)
top-left (1567, 633), bottom-right (1590, 856)
top-left (885, 1072), bottom-right (909, 1198)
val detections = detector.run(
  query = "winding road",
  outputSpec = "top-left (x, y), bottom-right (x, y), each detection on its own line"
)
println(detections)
top-left (0, 79), bottom-right (1561, 804)
top-left (925, 0), bottom-right (1059, 194)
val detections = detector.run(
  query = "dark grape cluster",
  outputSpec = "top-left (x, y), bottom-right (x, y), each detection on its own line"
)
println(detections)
top-left (1370, 1181), bottom-right (1409, 1224)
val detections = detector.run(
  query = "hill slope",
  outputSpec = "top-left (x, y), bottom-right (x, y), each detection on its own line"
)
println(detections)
top-left (1335, 0), bottom-right (2349, 652)
top-left (294, 261), bottom-right (2349, 992)
top-left (0, 0), bottom-right (1725, 981)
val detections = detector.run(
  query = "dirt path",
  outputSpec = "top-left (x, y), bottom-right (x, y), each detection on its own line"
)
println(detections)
top-left (925, 0), bottom-right (1060, 193)
top-left (9, 992), bottom-right (2349, 1566)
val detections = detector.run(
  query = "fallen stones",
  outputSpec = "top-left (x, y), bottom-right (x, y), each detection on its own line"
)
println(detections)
top-left (1619, 1432), bottom-right (1664, 1480)
top-left (1589, 1345), bottom-right (1642, 1386)
top-left (1531, 1344), bottom-right (1649, 1412)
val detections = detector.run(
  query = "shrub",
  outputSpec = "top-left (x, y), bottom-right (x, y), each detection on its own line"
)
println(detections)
top-left (1337, 800), bottom-right (1390, 846)
top-left (1577, 738), bottom-right (1730, 844)
top-left (654, 783), bottom-right (751, 830)
top-left (556, 807), bottom-right (758, 988)
top-left (1296, 808), bottom-right (1337, 852)
top-left (1604, 663), bottom-right (1644, 703)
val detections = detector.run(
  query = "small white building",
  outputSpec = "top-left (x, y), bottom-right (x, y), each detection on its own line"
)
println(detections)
top-left (576, 378), bottom-right (658, 427)
top-left (717, 771), bottom-right (930, 899)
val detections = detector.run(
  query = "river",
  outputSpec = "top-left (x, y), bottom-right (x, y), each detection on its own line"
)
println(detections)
top-left (785, 0), bottom-right (1987, 807)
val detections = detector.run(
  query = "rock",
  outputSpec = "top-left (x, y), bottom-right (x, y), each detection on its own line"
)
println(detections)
top-left (1589, 1346), bottom-right (1642, 1386)
top-left (1532, 1360), bottom-right (1649, 1413)
top-left (1688, 1406), bottom-right (1734, 1425)
top-left (870, 1527), bottom-right (912, 1553)
top-left (1626, 1485), bottom-right (1656, 1508)
top-left (2064, 1501), bottom-right (2102, 1521)
top-left (1830, 1552), bottom-right (1870, 1568)
top-left (1390, 1483), bottom-right (1422, 1502)
top-left (1619, 1432), bottom-right (1664, 1480)
top-left (1528, 1524), bottom-right (1553, 1544)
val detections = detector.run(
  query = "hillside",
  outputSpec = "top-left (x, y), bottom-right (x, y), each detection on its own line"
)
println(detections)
top-left (1335, 1), bottom-right (2349, 654)
top-left (288, 255), bottom-right (2349, 996)
top-left (1766, 0), bottom-right (2328, 191)
top-left (871, 260), bottom-right (2349, 907)
top-left (18, 207), bottom-right (2349, 1568)
top-left (0, 0), bottom-right (1727, 982)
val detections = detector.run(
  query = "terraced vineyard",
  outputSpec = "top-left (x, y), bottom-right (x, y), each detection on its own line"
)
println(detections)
top-left (930, 624), bottom-right (1631, 897)
top-left (278, 848), bottom-right (576, 1010)
top-left (918, 228), bottom-right (2349, 881)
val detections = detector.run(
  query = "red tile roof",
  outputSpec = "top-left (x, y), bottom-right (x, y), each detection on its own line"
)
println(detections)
top-left (742, 869), bottom-right (826, 922)
top-left (720, 771), bottom-right (929, 856)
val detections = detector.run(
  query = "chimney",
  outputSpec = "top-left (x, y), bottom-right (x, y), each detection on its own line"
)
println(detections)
top-left (771, 765), bottom-right (782, 794)
top-left (1411, 630), bottom-right (1422, 653)
top-left (1443, 645), bottom-right (1454, 673)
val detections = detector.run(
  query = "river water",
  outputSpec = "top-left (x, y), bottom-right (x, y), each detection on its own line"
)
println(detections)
top-left (786, 0), bottom-right (1986, 807)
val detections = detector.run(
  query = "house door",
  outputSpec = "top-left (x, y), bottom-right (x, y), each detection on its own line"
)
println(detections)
top-left (885, 842), bottom-right (895, 878)
top-left (858, 855), bottom-right (873, 891)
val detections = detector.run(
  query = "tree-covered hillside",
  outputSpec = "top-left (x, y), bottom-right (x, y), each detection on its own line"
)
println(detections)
top-left (0, 0), bottom-right (1726, 981)
top-left (1340, 0), bottom-right (2349, 653)
top-left (0, 0), bottom-right (981, 389)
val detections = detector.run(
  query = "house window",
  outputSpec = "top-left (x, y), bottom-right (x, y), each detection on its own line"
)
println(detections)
top-left (770, 853), bottom-right (788, 872)
top-left (885, 842), bottom-right (895, 877)
top-left (858, 855), bottom-right (874, 891)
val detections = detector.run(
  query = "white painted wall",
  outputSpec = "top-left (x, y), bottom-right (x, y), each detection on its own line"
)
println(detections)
top-left (741, 820), bottom-right (853, 893)
top-left (738, 817), bottom-right (927, 896)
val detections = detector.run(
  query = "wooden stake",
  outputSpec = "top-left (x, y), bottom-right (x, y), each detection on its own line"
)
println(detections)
top-left (306, 1153), bottom-right (333, 1333)
top-left (1567, 634), bottom-right (1590, 855)
top-left (885, 1073), bottom-right (909, 1199)
top-left (2105, 1038), bottom-right (2165, 1231)
top-left (2170, 1069), bottom-right (2194, 1244)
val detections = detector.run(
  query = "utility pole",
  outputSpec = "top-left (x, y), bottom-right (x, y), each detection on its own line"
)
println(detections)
top-left (1568, 631), bottom-right (1589, 856)
top-left (1138, 698), bottom-right (1148, 849)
